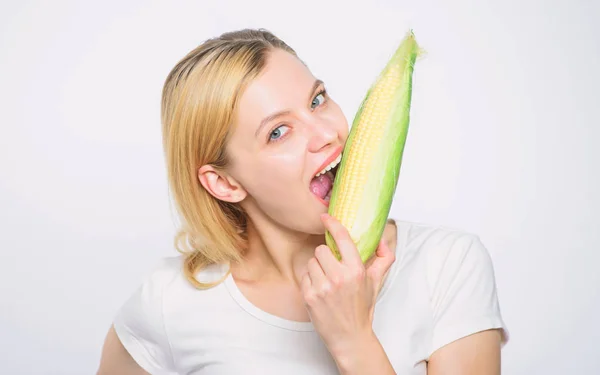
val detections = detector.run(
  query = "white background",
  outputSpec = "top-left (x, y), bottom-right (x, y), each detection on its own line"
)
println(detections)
top-left (1, 0), bottom-right (598, 374)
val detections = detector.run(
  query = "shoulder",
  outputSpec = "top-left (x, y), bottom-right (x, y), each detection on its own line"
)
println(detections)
top-left (113, 256), bottom-right (184, 335)
top-left (391, 218), bottom-right (508, 355)
top-left (112, 256), bottom-right (229, 373)
top-left (133, 255), bottom-right (229, 292)
top-left (393, 219), bottom-right (498, 299)
top-left (115, 256), bottom-right (182, 320)
top-left (392, 218), bottom-right (487, 266)
top-left (114, 255), bottom-right (230, 324)
top-left (111, 256), bottom-right (183, 374)
top-left (144, 255), bottom-right (185, 287)
top-left (115, 255), bottom-right (231, 325)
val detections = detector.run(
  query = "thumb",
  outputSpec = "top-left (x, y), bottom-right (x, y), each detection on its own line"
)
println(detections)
top-left (366, 237), bottom-right (396, 283)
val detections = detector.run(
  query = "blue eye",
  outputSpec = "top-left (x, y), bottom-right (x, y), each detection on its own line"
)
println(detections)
top-left (311, 92), bottom-right (326, 109)
top-left (269, 124), bottom-right (290, 142)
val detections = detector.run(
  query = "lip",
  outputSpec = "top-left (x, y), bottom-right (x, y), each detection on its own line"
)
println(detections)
top-left (315, 194), bottom-right (330, 207)
top-left (311, 146), bottom-right (343, 180)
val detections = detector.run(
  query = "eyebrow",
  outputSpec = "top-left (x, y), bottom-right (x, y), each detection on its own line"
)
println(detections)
top-left (254, 79), bottom-right (324, 138)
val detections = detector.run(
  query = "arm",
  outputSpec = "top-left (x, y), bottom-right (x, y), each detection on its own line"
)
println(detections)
top-left (330, 329), bottom-right (396, 375)
top-left (328, 327), bottom-right (502, 375)
top-left (300, 214), bottom-right (397, 374)
top-left (426, 233), bottom-right (507, 374)
top-left (428, 329), bottom-right (502, 375)
top-left (333, 232), bottom-right (506, 375)
top-left (96, 325), bottom-right (151, 375)
top-left (105, 258), bottom-right (179, 374)
top-left (332, 221), bottom-right (398, 374)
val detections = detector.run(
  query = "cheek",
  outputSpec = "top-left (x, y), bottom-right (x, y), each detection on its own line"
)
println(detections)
top-left (328, 102), bottom-right (350, 139)
top-left (236, 155), bottom-right (303, 198)
top-left (339, 116), bottom-right (350, 140)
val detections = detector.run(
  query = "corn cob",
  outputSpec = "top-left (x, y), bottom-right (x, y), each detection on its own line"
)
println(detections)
top-left (326, 30), bottom-right (422, 263)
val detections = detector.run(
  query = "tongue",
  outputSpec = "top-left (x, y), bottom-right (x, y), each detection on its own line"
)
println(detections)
top-left (310, 171), bottom-right (334, 199)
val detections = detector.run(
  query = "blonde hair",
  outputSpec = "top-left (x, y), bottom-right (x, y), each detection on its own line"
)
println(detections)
top-left (160, 29), bottom-right (297, 289)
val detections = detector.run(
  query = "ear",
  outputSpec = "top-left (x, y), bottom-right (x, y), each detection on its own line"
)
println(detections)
top-left (198, 164), bottom-right (247, 203)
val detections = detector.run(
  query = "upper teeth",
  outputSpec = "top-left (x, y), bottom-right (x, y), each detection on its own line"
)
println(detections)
top-left (315, 154), bottom-right (342, 177)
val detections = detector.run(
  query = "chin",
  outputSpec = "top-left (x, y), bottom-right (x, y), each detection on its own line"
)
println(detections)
top-left (281, 192), bottom-right (330, 235)
top-left (309, 199), bottom-right (330, 234)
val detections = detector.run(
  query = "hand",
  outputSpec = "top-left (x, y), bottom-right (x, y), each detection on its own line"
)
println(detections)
top-left (301, 213), bottom-right (397, 357)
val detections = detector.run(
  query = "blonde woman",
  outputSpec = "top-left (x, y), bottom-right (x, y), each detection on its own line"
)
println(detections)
top-left (97, 28), bottom-right (508, 375)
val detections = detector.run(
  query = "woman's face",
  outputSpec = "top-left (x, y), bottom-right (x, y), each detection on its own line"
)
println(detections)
top-left (225, 48), bottom-right (349, 234)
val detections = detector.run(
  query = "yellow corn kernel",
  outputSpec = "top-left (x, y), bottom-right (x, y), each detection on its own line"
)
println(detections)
top-left (326, 30), bottom-right (422, 262)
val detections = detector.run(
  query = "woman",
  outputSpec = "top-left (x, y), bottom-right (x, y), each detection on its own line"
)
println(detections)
top-left (97, 28), bottom-right (508, 375)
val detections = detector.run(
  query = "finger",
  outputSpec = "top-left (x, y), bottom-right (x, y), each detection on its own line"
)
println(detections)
top-left (366, 237), bottom-right (396, 282)
top-left (314, 244), bottom-right (342, 278)
top-left (321, 213), bottom-right (362, 267)
top-left (364, 237), bottom-right (384, 269)
top-left (307, 257), bottom-right (328, 288)
top-left (364, 251), bottom-right (377, 269)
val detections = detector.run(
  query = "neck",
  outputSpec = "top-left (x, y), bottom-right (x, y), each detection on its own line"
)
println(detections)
top-left (231, 213), bottom-right (324, 288)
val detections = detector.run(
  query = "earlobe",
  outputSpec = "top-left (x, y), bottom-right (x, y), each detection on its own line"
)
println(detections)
top-left (197, 164), bottom-right (246, 203)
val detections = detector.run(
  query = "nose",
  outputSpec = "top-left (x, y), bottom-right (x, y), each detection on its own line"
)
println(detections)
top-left (306, 120), bottom-right (339, 153)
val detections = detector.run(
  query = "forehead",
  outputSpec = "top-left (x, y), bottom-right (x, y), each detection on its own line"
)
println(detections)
top-left (234, 49), bottom-right (316, 132)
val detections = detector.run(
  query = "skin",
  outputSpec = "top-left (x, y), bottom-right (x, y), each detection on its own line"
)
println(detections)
top-left (96, 48), bottom-right (502, 375)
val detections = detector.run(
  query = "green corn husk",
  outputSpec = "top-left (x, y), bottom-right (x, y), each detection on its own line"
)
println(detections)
top-left (326, 30), bottom-right (422, 263)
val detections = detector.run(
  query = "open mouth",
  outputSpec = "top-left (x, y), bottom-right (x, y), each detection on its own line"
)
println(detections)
top-left (309, 153), bottom-right (342, 205)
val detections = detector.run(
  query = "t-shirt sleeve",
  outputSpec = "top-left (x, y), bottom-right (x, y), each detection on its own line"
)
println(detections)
top-left (112, 259), bottom-right (178, 375)
top-left (426, 233), bottom-right (509, 358)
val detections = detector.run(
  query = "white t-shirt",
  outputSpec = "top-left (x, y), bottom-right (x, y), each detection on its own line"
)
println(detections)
top-left (113, 219), bottom-right (509, 375)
